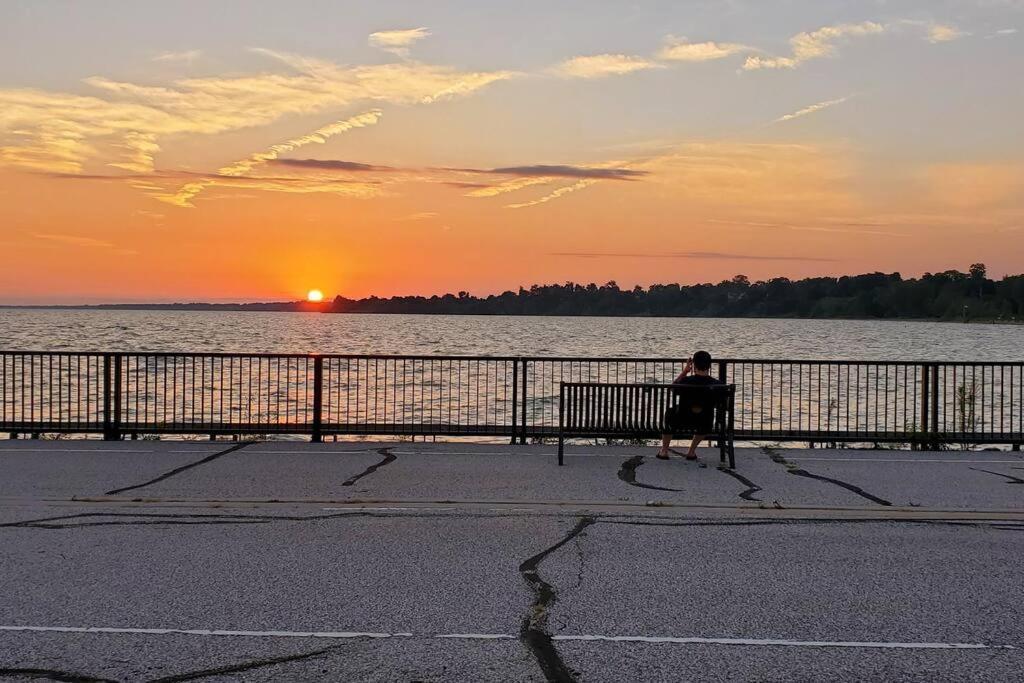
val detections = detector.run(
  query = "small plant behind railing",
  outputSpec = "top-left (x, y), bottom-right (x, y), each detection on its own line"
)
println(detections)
top-left (956, 378), bottom-right (980, 451)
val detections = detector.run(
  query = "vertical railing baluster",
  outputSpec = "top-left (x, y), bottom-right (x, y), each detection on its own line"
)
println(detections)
top-left (312, 355), bottom-right (323, 442)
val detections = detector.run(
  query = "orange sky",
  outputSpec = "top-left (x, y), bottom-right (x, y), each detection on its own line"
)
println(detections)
top-left (1, 2), bottom-right (1022, 303)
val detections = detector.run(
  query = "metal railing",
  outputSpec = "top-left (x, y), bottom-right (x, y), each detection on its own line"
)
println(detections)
top-left (1, 352), bottom-right (1022, 447)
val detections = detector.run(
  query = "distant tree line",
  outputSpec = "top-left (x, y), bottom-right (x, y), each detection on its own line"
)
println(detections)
top-left (328, 264), bottom-right (1024, 321)
top-left (76, 264), bottom-right (1023, 321)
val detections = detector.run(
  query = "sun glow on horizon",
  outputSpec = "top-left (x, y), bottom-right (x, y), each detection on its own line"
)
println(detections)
top-left (306, 289), bottom-right (324, 303)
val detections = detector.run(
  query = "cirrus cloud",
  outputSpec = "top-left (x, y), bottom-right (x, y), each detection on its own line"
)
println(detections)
top-left (657, 39), bottom-right (754, 62)
top-left (772, 95), bottom-right (853, 123)
top-left (551, 54), bottom-right (663, 79)
top-left (0, 49), bottom-right (513, 175)
top-left (743, 21), bottom-right (886, 70)
top-left (368, 28), bottom-right (431, 56)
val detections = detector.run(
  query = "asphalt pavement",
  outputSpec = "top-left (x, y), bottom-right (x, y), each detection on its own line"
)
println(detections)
top-left (1, 439), bottom-right (1022, 682)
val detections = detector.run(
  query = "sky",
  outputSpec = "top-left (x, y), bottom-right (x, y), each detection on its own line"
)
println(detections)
top-left (1, 0), bottom-right (1022, 304)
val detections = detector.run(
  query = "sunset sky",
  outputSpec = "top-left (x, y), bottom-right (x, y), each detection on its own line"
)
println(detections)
top-left (1, 0), bottom-right (1022, 304)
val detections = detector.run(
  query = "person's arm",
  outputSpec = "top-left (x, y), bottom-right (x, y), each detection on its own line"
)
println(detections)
top-left (673, 358), bottom-right (694, 383)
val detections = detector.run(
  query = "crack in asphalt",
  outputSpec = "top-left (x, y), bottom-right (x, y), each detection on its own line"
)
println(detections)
top-left (969, 467), bottom-right (1024, 485)
top-left (104, 443), bottom-right (253, 496)
top-left (144, 643), bottom-right (345, 683)
top-left (341, 448), bottom-right (396, 487)
top-left (0, 669), bottom-right (117, 683)
top-left (764, 447), bottom-right (892, 507)
top-left (617, 456), bottom-right (683, 493)
top-left (0, 510), bottom-right (439, 530)
top-left (519, 516), bottom-right (595, 683)
top-left (716, 467), bottom-right (763, 501)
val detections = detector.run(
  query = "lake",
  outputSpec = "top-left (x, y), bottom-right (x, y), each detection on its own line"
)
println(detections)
top-left (1, 309), bottom-right (1021, 360)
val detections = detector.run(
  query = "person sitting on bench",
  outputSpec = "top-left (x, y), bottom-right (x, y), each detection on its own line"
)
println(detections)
top-left (656, 350), bottom-right (721, 461)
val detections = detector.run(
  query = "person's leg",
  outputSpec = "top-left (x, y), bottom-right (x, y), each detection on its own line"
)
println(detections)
top-left (686, 434), bottom-right (705, 460)
top-left (657, 433), bottom-right (671, 458)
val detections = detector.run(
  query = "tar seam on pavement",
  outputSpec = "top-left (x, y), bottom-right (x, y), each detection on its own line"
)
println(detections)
top-left (145, 643), bottom-right (345, 683)
top-left (617, 456), bottom-right (683, 493)
top-left (103, 442), bottom-right (253, 496)
top-left (341, 447), bottom-right (396, 487)
top-left (764, 447), bottom-right (893, 506)
top-left (716, 466), bottom-right (763, 501)
top-left (969, 467), bottom-right (1024, 485)
top-left (0, 668), bottom-right (117, 683)
top-left (519, 516), bottom-right (596, 683)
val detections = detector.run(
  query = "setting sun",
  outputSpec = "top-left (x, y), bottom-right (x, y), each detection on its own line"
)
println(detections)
top-left (306, 289), bottom-right (324, 303)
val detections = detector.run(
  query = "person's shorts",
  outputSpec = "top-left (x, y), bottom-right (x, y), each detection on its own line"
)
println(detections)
top-left (664, 403), bottom-right (713, 435)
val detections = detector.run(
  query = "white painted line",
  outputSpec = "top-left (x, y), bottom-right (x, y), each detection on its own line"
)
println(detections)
top-left (0, 625), bottom-right (1014, 650)
top-left (391, 450), bottom-right (550, 456)
top-left (791, 458), bottom-right (1023, 464)
top-left (552, 635), bottom-right (1016, 649)
top-left (0, 449), bottom-right (214, 454)
top-left (320, 507), bottom-right (457, 512)
top-left (251, 450), bottom-right (375, 455)
top-left (0, 625), bottom-right (408, 639)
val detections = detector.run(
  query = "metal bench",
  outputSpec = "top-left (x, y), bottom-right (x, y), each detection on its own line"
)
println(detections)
top-left (557, 382), bottom-right (736, 468)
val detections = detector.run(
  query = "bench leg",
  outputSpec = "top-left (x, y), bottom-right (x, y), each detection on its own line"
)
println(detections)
top-left (729, 440), bottom-right (736, 470)
top-left (558, 435), bottom-right (564, 466)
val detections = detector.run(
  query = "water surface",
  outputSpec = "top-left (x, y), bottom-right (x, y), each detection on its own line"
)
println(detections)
top-left (1, 310), bottom-right (1021, 360)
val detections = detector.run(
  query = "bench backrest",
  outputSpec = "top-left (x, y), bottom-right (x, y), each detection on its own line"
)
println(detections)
top-left (559, 382), bottom-right (736, 435)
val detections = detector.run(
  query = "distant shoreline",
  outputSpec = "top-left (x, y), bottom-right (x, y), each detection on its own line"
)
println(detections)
top-left (4, 267), bottom-right (1023, 324)
top-left (1, 304), bottom-right (1020, 325)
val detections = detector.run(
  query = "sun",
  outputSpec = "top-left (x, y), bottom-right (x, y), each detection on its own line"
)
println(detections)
top-left (306, 289), bottom-right (324, 303)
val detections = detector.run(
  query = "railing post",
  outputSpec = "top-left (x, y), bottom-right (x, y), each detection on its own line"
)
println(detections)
top-left (510, 358), bottom-right (519, 445)
top-left (311, 355), bottom-right (323, 443)
top-left (716, 361), bottom-right (728, 449)
top-left (103, 354), bottom-right (122, 441)
top-left (919, 363), bottom-right (930, 451)
top-left (519, 358), bottom-right (529, 444)
top-left (930, 364), bottom-right (940, 450)
top-left (557, 382), bottom-right (565, 466)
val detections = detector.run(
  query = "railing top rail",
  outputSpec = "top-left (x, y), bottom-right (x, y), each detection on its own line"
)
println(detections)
top-left (560, 381), bottom-right (736, 388)
top-left (0, 350), bottom-right (520, 361)
top-left (0, 351), bottom-right (1022, 366)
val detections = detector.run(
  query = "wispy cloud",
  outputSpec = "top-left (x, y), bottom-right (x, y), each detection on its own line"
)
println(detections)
top-left (706, 218), bottom-right (908, 237)
top-left (550, 251), bottom-right (838, 262)
top-left (397, 211), bottom-right (438, 221)
top-left (368, 28), bottom-right (431, 56)
top-left (462, 164), bottom-right (643, 201)
top-left (32, 232), bottom-right (137, 254)
top-left (480, 164), bottom-right (645, 180)
top-left (927, 23), bottom-right (966, 43)
top-left (158, 109), bottom-right (383, 206)
top-left (33, 232), bottom-right (115, 248)
top-left (551, 54), bottom-right (663, 79)
top-left (109, 132), bottom-right (161, 173)
top-left (772, 95), bottom-right (852, 123)
top-left (743, 21), bottom-right (886, 70)
top-left (272, 158), bottom-right (393, 172)
top-left (268, 159), bottom-right (646, 196)
top-left (0, 50), bottom-right (511, 174)
top-left (657, 39), bottom-right (753, 62)
top-left (153, 49), bottom-right (202, 64)
top-left (464, 176), bottom-right (552, 197)
top-left (506, 179), bottom-right (598, 208)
